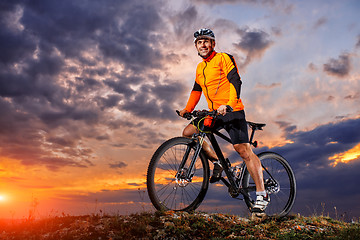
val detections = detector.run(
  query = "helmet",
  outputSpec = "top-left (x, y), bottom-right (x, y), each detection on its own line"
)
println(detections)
top-left (193, 28), bottom-right (215, 43)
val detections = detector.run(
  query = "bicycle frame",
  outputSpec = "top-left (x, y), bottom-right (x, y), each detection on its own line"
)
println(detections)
top-left (206, 132), bottom-right (241, 188)
top-left (176, 128), bottom-right (250, 199)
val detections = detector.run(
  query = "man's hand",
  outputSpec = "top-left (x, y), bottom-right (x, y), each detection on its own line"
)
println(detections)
top-left (217, 105), bottom-right (228, 116)
top-left (179, 109), bottom-right (189, 117)
top-left (217, 105), bottom-right (233, 116)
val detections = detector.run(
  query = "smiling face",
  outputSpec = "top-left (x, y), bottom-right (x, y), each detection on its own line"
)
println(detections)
top-left (195, 38), bottom-right (215, 58)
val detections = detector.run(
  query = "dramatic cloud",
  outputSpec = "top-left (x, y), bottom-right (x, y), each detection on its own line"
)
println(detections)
top-left (170, 6), bottom-right (199, 43)
top-left (276, 118), bottom-right (360, 217)
top-left (323, 53), bottom-right (351, 77)
top-left (0, 0), bottom-right (186, 171)
top-left (233, 27), bottom-right (273, 68)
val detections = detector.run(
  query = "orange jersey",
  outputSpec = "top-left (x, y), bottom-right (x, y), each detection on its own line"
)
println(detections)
top-left (185, 51), bottom-right (244, 112)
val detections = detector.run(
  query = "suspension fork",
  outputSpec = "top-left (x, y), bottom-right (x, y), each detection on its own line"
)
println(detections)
top-left (176, 133), bottom-right (206, 180)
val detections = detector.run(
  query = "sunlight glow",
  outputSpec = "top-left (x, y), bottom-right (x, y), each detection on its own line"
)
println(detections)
top-left (329, 143), bottom-right (360, 167)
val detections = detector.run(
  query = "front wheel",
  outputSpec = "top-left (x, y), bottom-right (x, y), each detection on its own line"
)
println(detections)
top-left (242, 152), bottom-right (296, 217)
top-left (147, 137), bottom-right (210, 211)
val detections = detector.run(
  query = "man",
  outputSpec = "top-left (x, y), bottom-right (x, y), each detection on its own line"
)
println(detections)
top-left (179, 28), bottom-right (270, 215)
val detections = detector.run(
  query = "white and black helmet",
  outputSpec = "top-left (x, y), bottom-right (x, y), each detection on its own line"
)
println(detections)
top-left (193, 28), bottom-right (215, 43)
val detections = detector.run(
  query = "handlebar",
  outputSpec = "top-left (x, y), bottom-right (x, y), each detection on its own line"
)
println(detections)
top-left (176, 110), bottom-right (218, 120)
top-left (176, 106), bottom-right (233, 120)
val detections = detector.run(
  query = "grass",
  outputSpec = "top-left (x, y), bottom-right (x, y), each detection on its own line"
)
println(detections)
top-left (0, 211), bottom-right (359, 239)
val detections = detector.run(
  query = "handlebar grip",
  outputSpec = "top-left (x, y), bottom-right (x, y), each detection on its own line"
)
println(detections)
top-left (176, 110), bottom-right (192, 120)
top-left (184, 113), bottom-right (192, 120)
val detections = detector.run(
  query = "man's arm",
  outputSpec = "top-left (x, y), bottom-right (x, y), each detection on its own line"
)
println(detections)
top-left (180, 82), bottom-right (202, 116)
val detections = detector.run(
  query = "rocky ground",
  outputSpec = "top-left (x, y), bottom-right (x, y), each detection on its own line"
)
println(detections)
top-left (0, 211), bottom-right (359, 239)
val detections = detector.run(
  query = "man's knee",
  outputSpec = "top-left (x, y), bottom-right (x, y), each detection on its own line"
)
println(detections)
top-left (183, 125), bottom-right (196, 138)
top-left (234, 143), bottom-right (252, 161)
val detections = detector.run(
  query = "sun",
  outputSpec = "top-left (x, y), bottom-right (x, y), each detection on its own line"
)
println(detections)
top-left (0, 195), bottom-right (6, 202)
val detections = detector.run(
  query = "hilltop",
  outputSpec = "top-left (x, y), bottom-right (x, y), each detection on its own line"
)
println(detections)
top-left (0, 211), bottom-right (359, 239)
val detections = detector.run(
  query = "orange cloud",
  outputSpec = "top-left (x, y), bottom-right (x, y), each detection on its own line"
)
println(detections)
top-left (329, 143), bottom-right (360, 166)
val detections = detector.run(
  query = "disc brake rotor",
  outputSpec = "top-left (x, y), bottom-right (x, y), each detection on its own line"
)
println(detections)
top-left (265, 178), bottom-right (280, 193)
top-left (175, 168), bottom-right (192, 187)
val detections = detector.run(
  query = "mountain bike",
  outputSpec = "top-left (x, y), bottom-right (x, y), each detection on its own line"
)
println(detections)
top-left (146, 110), bottom-right (296, 217)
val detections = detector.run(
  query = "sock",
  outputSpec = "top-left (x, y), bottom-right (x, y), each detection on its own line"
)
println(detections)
top-left (213, 160), bottom-right (221, 166)
top-left (256, 191), bottom-right (267, 197)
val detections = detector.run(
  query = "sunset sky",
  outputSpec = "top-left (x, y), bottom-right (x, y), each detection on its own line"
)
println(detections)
top-left (0, 0), bottom-right (359, 220)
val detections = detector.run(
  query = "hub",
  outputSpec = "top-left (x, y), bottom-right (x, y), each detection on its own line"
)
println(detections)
top-left (265, 178), bottom-right (280, 193)
top-left (175, 168), bottom-right (192, 187)
top-left (175, 178), bottom-right (190, 187)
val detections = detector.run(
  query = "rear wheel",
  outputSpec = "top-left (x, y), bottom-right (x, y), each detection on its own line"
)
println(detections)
top-left (147, 137), bottom-right (210, 211)
top-left (242, 152), bottom-right (296, 217)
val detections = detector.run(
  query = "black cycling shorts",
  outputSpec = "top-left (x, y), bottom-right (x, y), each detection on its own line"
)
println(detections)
top-left (192, 110), bottom-right (249, 145)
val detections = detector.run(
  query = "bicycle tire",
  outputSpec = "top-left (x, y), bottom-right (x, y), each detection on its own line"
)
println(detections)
top-left (242, 152), bottom-right (296, 217)
top-left (147, 137), bottom-right (210, 211)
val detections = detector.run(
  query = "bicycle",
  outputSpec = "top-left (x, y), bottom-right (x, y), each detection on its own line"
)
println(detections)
top-left (146, 110), bottom-right (296, 217)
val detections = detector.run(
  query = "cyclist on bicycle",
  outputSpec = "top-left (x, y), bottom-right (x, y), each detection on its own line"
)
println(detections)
top-left (179, 28), bottom-right (270, 215)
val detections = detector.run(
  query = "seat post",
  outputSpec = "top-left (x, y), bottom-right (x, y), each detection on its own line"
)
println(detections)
top-left (249, 127), bottom-right (256, 145)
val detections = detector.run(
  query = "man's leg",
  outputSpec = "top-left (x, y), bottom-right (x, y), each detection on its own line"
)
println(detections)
top-left (234, 143), bottom-right (264, 192)
top-left (234, 143), bottom-right (269, 214)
